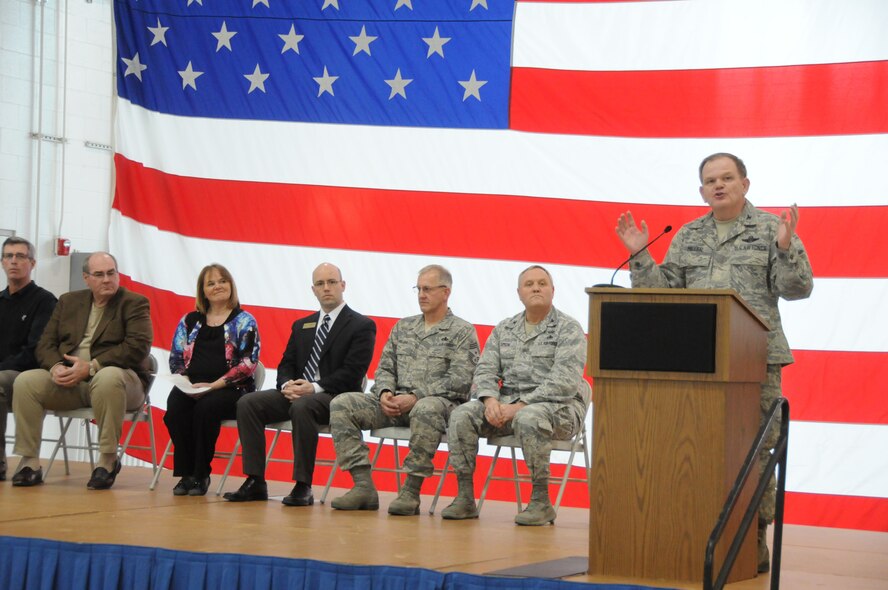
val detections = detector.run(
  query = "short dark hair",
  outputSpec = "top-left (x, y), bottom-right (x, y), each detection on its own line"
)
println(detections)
top-left (196, 263), bottom-right (240, 314)
top-left (699, 153), bottom-right (747, 182)
top-left (2, 236), bottom-right (36, 260)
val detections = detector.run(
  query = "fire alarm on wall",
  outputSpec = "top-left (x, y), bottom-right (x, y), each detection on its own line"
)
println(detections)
top-left (56, 238), bottom-right (71, 256)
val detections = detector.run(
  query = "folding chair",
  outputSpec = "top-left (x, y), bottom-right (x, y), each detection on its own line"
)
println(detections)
top-left (369, 425), bottom-right (452, 514)
top-left (45, 354), bottom-right (160, 478)
top-left (261, 422), bottom-right (339, 503)
top-left (150, 361), bottom-right (265, 491)
top-left (476, 379), bottom-right (593, 514)
top-left (213, 371), bottom-right (363, 497)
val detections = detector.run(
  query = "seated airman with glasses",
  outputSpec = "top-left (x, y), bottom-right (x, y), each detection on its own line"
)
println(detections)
top-left (329, 264), bottom-right (480, 515)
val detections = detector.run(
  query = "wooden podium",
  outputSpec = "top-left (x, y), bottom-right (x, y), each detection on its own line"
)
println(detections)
top-left (586, 288), bottom-right (769, 584)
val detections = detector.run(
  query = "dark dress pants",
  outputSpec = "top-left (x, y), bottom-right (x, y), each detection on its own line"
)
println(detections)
top-left (164, 386), bottom-right (241, 478)
top-left (236, 388), bottom-right (334, 484)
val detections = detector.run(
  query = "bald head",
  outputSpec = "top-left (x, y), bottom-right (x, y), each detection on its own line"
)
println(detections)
top-left (311, 262), bottom-right (346, 313)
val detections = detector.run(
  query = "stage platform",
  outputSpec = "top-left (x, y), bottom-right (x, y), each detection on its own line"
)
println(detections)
top-left (1, 462), bottom-right (886, 589)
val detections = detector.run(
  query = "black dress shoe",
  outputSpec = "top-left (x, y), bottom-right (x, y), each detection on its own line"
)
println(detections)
top-left (223, 476), bottom-right (268, 502)
top-left (282, 483), bottom-right (314, 507)
top-left (87, 461), bottom-right (122, 490)
top-left (11, 466), bottom-right (43, 487)
top-left (188, 476), bottom-right (211, 496)
top-left (173, 476), bottom-right (196, 496)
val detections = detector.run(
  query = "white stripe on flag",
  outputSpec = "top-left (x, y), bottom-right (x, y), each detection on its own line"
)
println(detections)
top-left (788, 421), bottom-right (888, 499)
top-left (514, 0), bottom-right (888, 71)
top-left (115, 99), bottom-right (888, 208)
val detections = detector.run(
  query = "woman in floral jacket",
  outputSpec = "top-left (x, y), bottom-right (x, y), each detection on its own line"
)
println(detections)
top-left (163, 263), bottom-right (260, 496)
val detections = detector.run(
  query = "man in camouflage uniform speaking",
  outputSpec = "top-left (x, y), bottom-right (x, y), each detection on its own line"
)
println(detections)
top-left (329, 265), bottom-right (480, 515)
top-left (442, 265), bottom-right (587, 526)
top-left (615, 152), bottom-right (814, 572)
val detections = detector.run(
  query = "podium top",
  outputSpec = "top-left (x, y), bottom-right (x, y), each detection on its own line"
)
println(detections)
top-left (585, 287), bottom-right (770, 332)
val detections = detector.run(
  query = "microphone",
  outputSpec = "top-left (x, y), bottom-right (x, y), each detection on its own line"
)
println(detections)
top-left (594, 225), bottom-right (673, 288)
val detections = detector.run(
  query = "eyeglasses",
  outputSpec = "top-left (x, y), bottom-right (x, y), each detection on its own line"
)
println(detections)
top-left (413, 285), bottom-right (447, 294)
top-left (2, 253), bottom-right (30, 261)
top-left (87, 269), bottom-right (117, 279)
top-left (313, 279), bottom-right (341, 288)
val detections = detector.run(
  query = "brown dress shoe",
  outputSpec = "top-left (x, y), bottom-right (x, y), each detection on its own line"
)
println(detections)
top-left (87, 461), bottom-right (122, 490)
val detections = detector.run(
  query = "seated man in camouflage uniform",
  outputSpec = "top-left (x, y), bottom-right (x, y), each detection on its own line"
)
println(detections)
top-left (329, 265), bottom-right (480, 515)
top-left (443, 265), bottom-right (587, 526)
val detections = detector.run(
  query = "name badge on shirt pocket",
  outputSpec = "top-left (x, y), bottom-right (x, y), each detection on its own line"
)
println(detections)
top-left (303, 322), bottom-right (317, 329)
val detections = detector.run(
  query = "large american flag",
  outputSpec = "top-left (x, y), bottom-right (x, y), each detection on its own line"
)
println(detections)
top-left (111, 0), bottom-right (887, 531)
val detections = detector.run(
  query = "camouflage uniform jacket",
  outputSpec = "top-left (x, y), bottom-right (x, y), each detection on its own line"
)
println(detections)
top-left (630, 200), bottom-right (813, 365)
top-left (473, 306), bottom-right (586, 420)
top-left (371, 309), bottom-right (480, 403)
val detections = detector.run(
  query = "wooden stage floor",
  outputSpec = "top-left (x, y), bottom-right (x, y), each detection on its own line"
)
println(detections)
top-left (1, 462), bottom-right (886, 589)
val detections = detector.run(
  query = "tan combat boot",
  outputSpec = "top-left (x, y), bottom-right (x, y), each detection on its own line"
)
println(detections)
top-left (331, 466), bottom-right (379, 510)
top-left (758, 522), bottom-right (770, 573)
top-left (388, 475), bottom-right (423, 516)
top-left (441, 476), bottom-right (479, 520)
top-left (514, 485), bottom-right (556, 526)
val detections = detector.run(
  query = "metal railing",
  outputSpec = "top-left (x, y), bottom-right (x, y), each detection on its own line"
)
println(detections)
top-left (704, 397), bottom-right (789, 590)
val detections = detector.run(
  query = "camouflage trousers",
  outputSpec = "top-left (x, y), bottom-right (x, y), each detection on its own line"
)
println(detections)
top-left (446, 400), bottom-right (581, 485)
top-left (759, 364), bottom-right (782, 525)
top-left (330, 392), bottom-right (457, 478)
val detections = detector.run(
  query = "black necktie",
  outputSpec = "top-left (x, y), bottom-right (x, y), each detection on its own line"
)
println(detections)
top-left (303, 314), bottom-right (330, 381)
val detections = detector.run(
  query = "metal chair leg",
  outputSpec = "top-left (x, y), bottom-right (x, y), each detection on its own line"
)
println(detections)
top-left (509, 448), bottom-right (522, 512)
top-left (215, 439), bottom-right (241, 496)
top-left (428, 455), bottom-right (451, 515)
top-left (45, 417), bottom-right (75, 478)
top-left (319, 461), bottom-right (338, 504)
top-left (477, 446), bottom-right (502, 513)
top-left (149, 439), bottom-right (173, 491)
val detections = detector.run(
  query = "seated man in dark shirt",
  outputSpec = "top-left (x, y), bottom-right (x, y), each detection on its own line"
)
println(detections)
top-left (0, 237), bottom-right (56, 481)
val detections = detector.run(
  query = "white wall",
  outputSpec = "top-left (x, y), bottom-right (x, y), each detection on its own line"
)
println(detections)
top-left (2, 0), bottom-right (120, 461)
top-left (1, 0), bottom-right (115, 297)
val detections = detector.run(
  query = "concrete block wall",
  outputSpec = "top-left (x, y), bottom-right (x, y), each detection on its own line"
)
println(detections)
top-left (1, 0), bottom-right (115, 297)
top-left (1, 0), bottom-right (140, 465)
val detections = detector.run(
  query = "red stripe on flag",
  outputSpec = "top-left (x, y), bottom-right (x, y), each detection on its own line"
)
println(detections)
top-left (785, 491), bottom-right (888, 532)
top-left (783, 350), bottom-right (888, 425)
top-left (114, 155), bottom-right (888, 278)
top-left (122, 276), bottom-right (886, 426)
top-left (510, 62), bottom-right (888, 138)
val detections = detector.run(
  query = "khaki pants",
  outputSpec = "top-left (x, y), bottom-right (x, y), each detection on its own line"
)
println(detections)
top-left (12, 367), bottom-right (145, 457)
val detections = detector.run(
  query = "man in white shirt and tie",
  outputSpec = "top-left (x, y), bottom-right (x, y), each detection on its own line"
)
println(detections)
top-left (223, 263), bottom-right (376, 506)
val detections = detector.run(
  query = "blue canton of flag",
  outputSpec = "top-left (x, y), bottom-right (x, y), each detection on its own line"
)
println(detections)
top-left (114, 0), bottom-right (514, 129)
